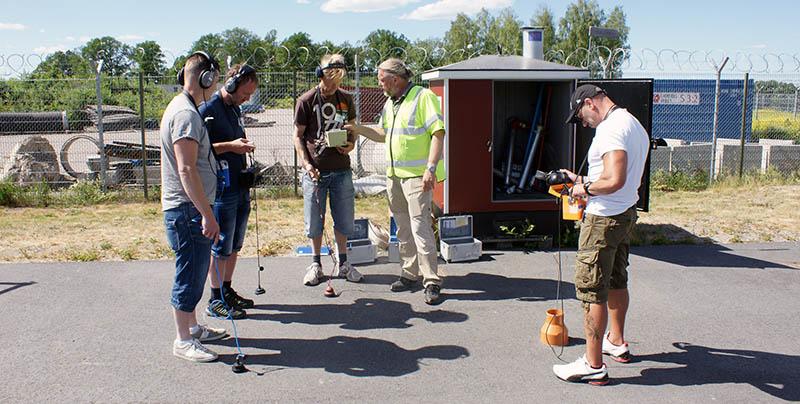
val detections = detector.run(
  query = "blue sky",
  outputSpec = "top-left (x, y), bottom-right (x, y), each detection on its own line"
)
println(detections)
top-left (0, 0), bottom-right (795, 71)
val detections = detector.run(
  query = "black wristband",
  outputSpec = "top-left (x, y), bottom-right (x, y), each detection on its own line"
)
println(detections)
top-left (584, 181), bottom-right (594, 196)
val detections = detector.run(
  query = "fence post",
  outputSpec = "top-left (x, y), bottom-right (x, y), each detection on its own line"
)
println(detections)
top-left (138, 71), bottom-right (149, 200)
top-left (94, 62), bottom-right (107, 191)
top-left (354, 53), bottom-right (364, 175)
top-left (293, 72), bottom-right (299, 196)
top-left (794, 88), bottom-right (798, 119)
top-left (739, 72), bottom-right (749, 179)
top-left (709, 56), bottom-right (729, 185)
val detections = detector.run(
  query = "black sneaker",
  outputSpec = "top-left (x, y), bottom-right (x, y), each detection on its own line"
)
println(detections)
top-left (424, 284), bottom-right (442, 305)
top-left (205, 300), bottom-right (246, 320)
top-left (390, 277), bottom-right (418, 292)
top-left (225, 288), bottom-right (254, 309)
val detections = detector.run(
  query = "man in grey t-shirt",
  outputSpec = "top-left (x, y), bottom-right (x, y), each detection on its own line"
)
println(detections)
top-left (160, 51), bottom-right (226, 363)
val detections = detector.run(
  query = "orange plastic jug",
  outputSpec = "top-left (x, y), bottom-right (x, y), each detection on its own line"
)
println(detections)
top-left (540, 308), bottom-right (569, 346)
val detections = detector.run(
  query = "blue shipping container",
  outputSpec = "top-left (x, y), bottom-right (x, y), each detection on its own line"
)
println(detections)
top-left (652, 79), bottom-right (754, 143)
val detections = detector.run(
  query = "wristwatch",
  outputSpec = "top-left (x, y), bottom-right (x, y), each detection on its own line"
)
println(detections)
top-left (426, 164), bottom-right (437, 174)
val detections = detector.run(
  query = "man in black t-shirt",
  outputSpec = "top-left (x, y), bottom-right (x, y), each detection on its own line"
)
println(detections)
top-left (199, 63), bottom-right (258, 319)
top-left (293, 53), bottom-right (362, 286)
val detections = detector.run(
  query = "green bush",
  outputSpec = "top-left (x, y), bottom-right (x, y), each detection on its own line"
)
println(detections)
top-left (650, 170), bottom-right (709, 192)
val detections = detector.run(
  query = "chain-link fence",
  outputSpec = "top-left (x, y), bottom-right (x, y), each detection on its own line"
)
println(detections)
top-left (1, 47), bottom-right (799, 195)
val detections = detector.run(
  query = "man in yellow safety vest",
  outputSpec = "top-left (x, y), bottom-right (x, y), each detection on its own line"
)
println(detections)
top-left (346, 58), bottom-right (445, 305)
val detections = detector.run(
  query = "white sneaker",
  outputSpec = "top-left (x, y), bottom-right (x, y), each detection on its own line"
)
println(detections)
top-left (333, 261), bottom-right (363, 283)
top-left (602, 332), bottom-right (632, 363)
top-left (552, 355), bottom-right (609, 385)
top-left (190, 324), bottom-right (228, 342)
top-left (173, 338), bottom-right (218, 363)
top-left (303, 262), bottom-right (324, 286)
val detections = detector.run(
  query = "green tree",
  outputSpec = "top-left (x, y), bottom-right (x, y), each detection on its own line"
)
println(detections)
top-left (131, 40), bottom-right (166, 76)
top-left (81, 36), bottom-right (133, 75)
top-left (362, 29), bottom-right (411, 68)
top-left (29, 50), bottom-right (92, 79)
top-left (530, 6), bottom-right (557, 56)
top-left (756, 80), bottom-right (797, 93)
top-left (489, 8), bottom-right (523, 55)
top-left (409, 37), bottom-right (445, 72)
top-left (529, 0), bottom-right (630, 74)
top-left (278, 32), bottom-right (316, 70)
top-left (443, 13), bottom-right (481, 64)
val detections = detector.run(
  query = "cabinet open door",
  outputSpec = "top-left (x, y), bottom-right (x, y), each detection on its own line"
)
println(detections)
top-left (575, 79), bottom-right (654, 212)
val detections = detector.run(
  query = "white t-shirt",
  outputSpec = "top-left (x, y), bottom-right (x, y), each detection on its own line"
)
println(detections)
top-left (585, 108), bottom-right (650, 217)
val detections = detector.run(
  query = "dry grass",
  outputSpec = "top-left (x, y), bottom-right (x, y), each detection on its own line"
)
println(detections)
top-left (2, 185), bottom-right (799, 262)
top-left (0, 193), bottom-right (391, 263)
top-left (635, 184), bottom-right (800, 245)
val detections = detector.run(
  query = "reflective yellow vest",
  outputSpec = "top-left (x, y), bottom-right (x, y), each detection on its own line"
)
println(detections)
top-left (380, 85), bottom-right (446, 179)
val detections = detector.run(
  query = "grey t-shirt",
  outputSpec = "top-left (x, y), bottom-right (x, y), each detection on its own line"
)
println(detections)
top-left (160, 93), bottom-right (217, 211)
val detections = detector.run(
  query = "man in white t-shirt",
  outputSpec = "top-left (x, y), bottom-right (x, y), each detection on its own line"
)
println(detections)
top-left (553, 84), bottom-right (650, 385)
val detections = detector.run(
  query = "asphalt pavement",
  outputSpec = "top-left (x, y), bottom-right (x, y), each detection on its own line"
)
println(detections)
top-left (1, 242), bottom-right (799, 403)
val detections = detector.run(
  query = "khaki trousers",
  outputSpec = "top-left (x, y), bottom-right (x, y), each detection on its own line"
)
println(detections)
top-left (387, 176), bottom-right (441, 287)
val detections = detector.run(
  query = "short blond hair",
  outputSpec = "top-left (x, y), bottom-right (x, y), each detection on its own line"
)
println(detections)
top-left (320, 53), bottom-right (346, 68)
top-left (378, 58), bottom-right (412, 80)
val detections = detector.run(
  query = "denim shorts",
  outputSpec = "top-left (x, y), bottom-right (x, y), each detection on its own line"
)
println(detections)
top-left (164, 202), bottom-right (212, 312)
top-left (211, 188), bottom-right (251, 258)
top-left (574, 206), bottom-right (638, 306)
top-left (302, 169), bottom-right (355, 238)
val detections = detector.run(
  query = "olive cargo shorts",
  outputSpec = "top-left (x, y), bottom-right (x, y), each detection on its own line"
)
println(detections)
top-left (574, 206), bottom-right (638, 305)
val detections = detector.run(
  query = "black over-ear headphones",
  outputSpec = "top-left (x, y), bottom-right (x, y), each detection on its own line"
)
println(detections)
top-left (177, 51), bottom-right (219, 89)
top-left (315, 60), bottom-right (348, 78)
top-left (224, 64), bottom-right (256, 93)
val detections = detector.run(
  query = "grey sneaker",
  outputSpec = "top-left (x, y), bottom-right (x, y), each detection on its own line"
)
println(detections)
top-left (424, 284), bottom-right (442, 305)
top-left (333, 261), bottom-right (363, 282)
top-left (390, 277), bottom-right (418, 292)
top-left (303, 262), bottom-right (324, 286)
top-left (173, 338), bottom-right (218, 363)
top-left (190, 324), bottom-right (228, 342)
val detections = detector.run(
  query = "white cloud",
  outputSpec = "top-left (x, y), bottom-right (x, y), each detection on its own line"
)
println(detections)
top-left (0, 22), bottom-right (27, 30)
top-left (65, 36), bottom-right (76, 42)
top-left (34, 44), bottom-right (69, 54)
top-left (401, 0), bottom-right (511, 20)
top-left (117, 34), bottom-right (145, 41)
top-left (748, 44), bottom-right (768, 49)
top-left (321, 0), bottom-right (417, 13)
top-left (39, 28), bottom-right (45, 33)
top-left (297, 0), bottom-right (310, 3)
top-left (79, 36), bottom-right (92, 42)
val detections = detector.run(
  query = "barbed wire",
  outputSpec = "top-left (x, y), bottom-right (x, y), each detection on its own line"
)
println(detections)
top-left (2, 46), bottom-right (799, 77)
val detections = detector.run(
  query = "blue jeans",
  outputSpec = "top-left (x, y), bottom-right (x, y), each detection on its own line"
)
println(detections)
top-left (164, 202), bottom-right (212, 312)
top-left (211, 188), bottom-right (251, 258)
top-left (302, 169), bottom-right (355, 238)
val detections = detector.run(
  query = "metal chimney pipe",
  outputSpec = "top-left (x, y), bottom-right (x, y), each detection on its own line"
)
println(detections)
top-left (521, 27), bottom-right (544, 60)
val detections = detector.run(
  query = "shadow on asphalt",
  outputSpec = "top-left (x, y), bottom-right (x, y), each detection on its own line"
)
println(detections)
top-left (0, 281), bottom-right (36, 296)
top-left (215, 336), bottom-right (469, 377)
top-left (635, 244), bottom-right (796, 270)
top-left (442, 272), bottom-right (576, 302)
top-left (250, 298), bottom-right (469, 330)
top-left (615, 342), bottom-right (799, 401)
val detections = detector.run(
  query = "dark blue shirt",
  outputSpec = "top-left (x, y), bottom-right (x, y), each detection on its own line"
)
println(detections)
top-left (199, 92), bottom-right (246, 193)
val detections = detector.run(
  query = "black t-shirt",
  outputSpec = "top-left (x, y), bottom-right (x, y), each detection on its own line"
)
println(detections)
top-left (294, 87), bottom-right (356, 171)
top-left (200, 92), bottom-right (246, 193)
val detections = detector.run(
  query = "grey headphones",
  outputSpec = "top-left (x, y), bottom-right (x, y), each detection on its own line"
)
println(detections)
top-left (224, 64), bottom-right (256, 93)
top-left (177, 51), bottom-right (219, 89)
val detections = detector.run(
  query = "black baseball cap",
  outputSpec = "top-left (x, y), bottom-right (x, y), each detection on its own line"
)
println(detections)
top-left (566, 84), bottom-right (606, 124)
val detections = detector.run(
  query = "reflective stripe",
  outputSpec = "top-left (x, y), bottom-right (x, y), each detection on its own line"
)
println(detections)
top-left (393, 127), bottom-right (427, 136)
top-left (392, 158), bottom-right (428, 168)
top-left (424, 114), bottom-right (443, 130)
top-left (406, 87), bottom-right (425, 127)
